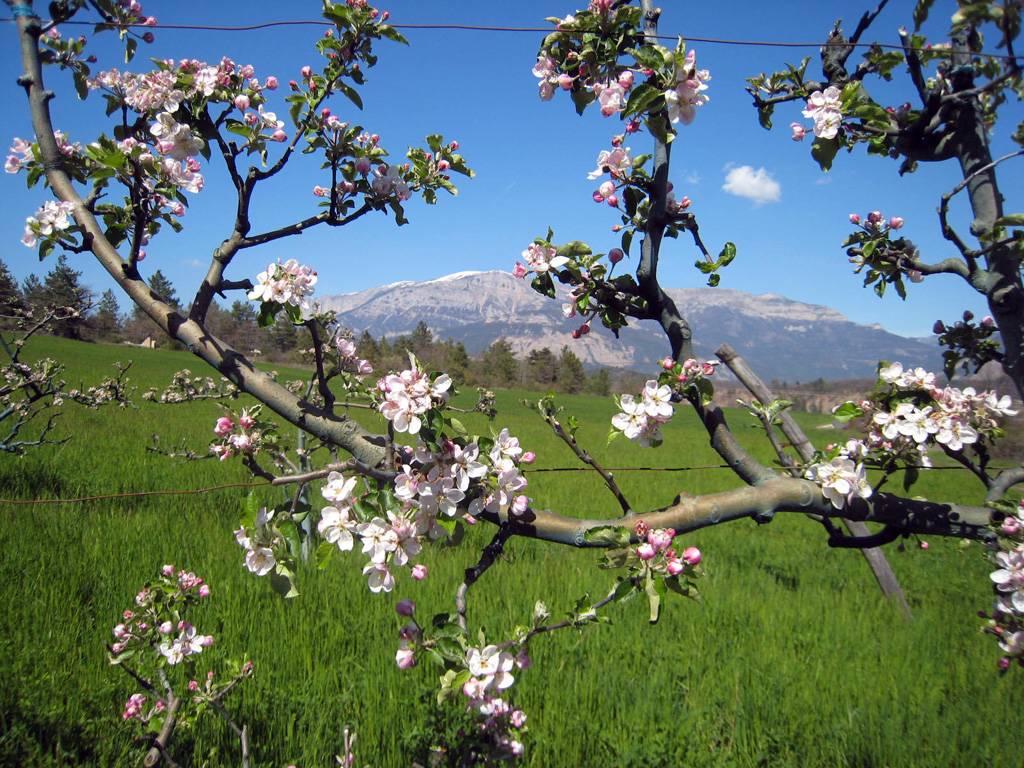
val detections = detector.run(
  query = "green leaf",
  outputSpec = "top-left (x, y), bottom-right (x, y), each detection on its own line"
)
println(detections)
top-left (585, 525), bottom-right (632, 547)
top-left (315, 540), bottom-right (335, 569)
top-left (830, 402), bottom-right (863, 422)
top-left (718, 241), bottom-right (737, 267)
top-left (995, 214), bottom-right (1024, 227)
top-left (811, 136), bottom-right (839, 172)
top-left (913, 0), bottom-right (937, 30)
top-left (757, 102), bottom-right (775, 130)
top-left (269, 565), bottom-right (299, 598)
top-left (645, 574), bottom-right (663, 624)
top-left (623, 83), bottom-right (660, 119)
top-left (338, 82), bottom-right (363, 110)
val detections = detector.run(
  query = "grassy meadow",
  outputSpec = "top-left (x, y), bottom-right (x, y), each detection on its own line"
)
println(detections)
top-left (1, 336), bottom-right (1021, 767)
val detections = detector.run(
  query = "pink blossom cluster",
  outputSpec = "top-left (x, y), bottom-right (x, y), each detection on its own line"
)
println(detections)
top-left (980, 503), bottom-right (1024, 671)
top-left (334, 334), bottom-right (374, 375)
top-left (150, 111), bottom-right (205, 160)
top-left (587, 144), bottom-right (634, 181)
top-left (466, 428), bottom-right (533, 518)
top-left (325, 429), bottom-right (532, 593)
top-left (839, 362), bottom-right (1018, 466)
top-left (633, 521), bottom-right (702, 574)
top-left (514, 243), bottom-right (569, 279)
top-left (234, 506), bottom-right (278, 576)
top-left (248, 259), bottom-right (319, 314)
top-left (110, 565), bottom-right (212, 661)
top-left (5, 131), bottom-right (81, 174)
top-left (21, 200), bottom-right (75, 249)
top-left (664, 49), bottom-right (710, 125)
top-left (795, 86), bottom-right (843, 140)
top-left (123, 693), bottom-right (147, 720)
top-left (850, 210), bottom-right (904, 233)
top-left (377, 366), bottom-right (452, 434)
top-left (209, 409), bottom-right (260, 461)
top-left (805, 455), bottom-right (872, 510)
top-left (159, 621), bottom-right (214, 665)
top-left (612, 379), bottom-right (675, 447)
top-left (318, 470), bottom-right (423, 593)
top-left (462, 644), bottom-right (529, 759)
top-left (371, 164), bottom-right (412, 201)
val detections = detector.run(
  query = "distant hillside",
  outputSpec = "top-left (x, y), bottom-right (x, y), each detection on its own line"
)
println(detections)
top-left (318, 270), bottom-right (944, 382)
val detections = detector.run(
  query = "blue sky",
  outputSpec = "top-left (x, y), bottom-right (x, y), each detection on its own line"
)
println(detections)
top-left (1, 1), bottom-right (1020, 338)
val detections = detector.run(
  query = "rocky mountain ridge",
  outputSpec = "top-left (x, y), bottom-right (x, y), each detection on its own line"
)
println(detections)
top-left (318, 270), bottom-right (943, 382)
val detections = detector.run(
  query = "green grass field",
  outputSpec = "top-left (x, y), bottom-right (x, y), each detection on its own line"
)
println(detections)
top-left (1, 337), bottom-right (1021, 767)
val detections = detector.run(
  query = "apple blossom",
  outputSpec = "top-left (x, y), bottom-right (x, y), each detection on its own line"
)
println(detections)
top-left (802, 86), bottom-right (843, 139)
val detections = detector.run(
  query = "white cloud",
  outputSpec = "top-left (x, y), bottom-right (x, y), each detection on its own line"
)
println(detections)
top-left (684, 171), bottom-right (701, 185)
top-left (721, 165), bottom-right (781, 206)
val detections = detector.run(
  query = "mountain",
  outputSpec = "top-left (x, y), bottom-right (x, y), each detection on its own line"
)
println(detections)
top-left (317, 270), bottom-right (943, 382)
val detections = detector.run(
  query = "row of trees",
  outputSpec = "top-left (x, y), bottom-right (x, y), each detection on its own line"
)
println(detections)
top-left (0, 258), bottom-right (613, 394)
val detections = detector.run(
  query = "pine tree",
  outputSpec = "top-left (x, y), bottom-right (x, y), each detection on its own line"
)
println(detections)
top-left (0, 258), bottom-right (25, 324)
top-left (527, 347), bottom-right (559, 388)
top-left (91, 288), bottom-right (123, 339)
top-left (136, 269), bottom-right (180, 316)
top-left (482, 338), bottom-right (519, 387)
top-left (557, 346), bottom-right (587, 394)
top-left (42, 255), bottom-right (91, 339)
top-left (586, 368), bottom-right (611, 397)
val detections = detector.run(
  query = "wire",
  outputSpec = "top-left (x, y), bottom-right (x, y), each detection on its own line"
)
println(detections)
top-left (0, 16), bottom-right (1017, 60)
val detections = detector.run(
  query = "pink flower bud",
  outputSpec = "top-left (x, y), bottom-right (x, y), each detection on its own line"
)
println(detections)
top-left (142, 32), bottom-right (155, 44)
top-left (511, 495), bottom-right (530, 516)
top-left (111, 642), bottom-right (125, 654)
top-left (113, 624), bottom-right (128, 639)
top-left (919, 541), bottom-right (929, 549)
top-left (396, 598), bottom-right (416, 617)
top-left (662, 357), bottom-right (675, 370)
top-left (867, 210), bottom-right (884, 224)
top-left (682, 546), bottom-right (702, 566)
top-left (202, 635), bottom-right (214, 647)
top-left (665, 558), bottom-right (685, 576)
top-left (512, 262), bottom-right (528, 279)
top-left (849, 213), bottom-right (861, 225)
top-left (888, 216), bottom-right (904, 230)
top-left (189, 680), bottom-right (199, 691)
top-left (214, 416), bottom-right (234, 436)
top-left (411, 564), bottom-right (428, 581)
top-left (592, 190), bottom-right (605, 203)
top-left (265, 76), bottom-right (278, 90)
top-left (198, 585), bottom-right (211, 597)
top-left (636, 543), bottom-right (656, 560)
top-left (354, 156), bottom-right (371, 175)
top-left (162, 563), bottom-right (175, 576)
top-left (396, 648), bottom-right (417, 670)
top-left (579, 323), bottom-right (590, 335)
top-left (158, 621), bottom-right (173, 635)
top-left (607, 195), bottom-right (619, 207)
top-left (790, 122), bottom-right (807, 141)
top-left (521, 451), bottom-right (536, 464)
top-left (982, 316), bottom-right (995, 327)
top-left (608, 248), bottom-right (624, 264)
top-left (301, 66), bottom-right (312, 78)
top-left (239, 414), bottom-right (255, 428)
top-left (558, 73), bottom-right (573, 91)
top-left (599, 180), bottom-right (616, 199)
top-left (618, 71), bottom-right (634, 88)
top-left (137, 250), bottom-right (146, 261)
top-left (272, 129), bottom-right (287, 142)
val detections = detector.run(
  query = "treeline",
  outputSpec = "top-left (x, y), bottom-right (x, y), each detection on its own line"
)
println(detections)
top-left (0, 258), bottom-right (614, 395)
